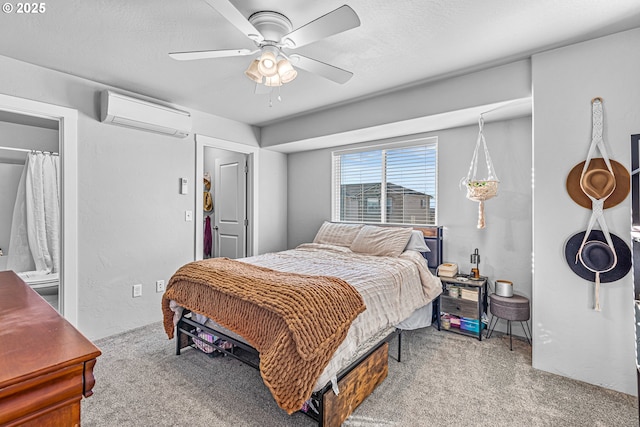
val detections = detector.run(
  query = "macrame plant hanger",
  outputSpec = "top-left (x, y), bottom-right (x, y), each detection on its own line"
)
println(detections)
top-left (462, 115), bottom-right (500, 229)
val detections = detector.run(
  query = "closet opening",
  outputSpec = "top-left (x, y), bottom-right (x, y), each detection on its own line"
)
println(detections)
top-left (195, 135), bottom-right (257, 261)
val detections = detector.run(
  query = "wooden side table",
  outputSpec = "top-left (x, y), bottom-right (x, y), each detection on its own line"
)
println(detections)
top-left (0, 271), bottom-right (101, 426)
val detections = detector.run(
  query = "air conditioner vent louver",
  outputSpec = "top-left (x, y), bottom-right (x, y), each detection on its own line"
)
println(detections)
top-left (100, 90), bottom-right (192, 138)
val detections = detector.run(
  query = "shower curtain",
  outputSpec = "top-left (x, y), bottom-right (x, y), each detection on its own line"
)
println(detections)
top-left (6, 152), bottom-right (60, 275)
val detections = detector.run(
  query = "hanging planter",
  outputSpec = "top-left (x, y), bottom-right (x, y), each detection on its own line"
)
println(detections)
top-left (461, 116), bottom-right (499, 229)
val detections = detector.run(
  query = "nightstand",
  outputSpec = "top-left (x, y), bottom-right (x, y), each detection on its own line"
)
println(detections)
top-left (438, 275), bottom-right (488, 340)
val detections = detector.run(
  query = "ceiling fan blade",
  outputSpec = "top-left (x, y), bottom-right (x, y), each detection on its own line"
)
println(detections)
top-left (202, 0), bottom-right (264, 42)
top-left (169, 48), bottom-right (257, 61)
top-left (282, 5), bottom-right (360, 49)
top-left (289, 54), bottom-right (353, 84)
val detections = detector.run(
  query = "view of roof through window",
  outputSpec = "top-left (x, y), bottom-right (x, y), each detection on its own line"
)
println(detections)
top-left (333, 141), bottom-right (437, 225)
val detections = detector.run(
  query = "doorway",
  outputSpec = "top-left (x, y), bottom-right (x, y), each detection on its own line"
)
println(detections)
top-left (0, 93), bottom-right (79, 325)
top-left (204, 147), bottom-right (247, 259)
top-left (195, 135), bottom-right (257, 261)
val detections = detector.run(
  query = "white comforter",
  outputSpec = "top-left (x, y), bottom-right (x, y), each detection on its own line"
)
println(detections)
top-left (240, 243), bottom-right (442, 389)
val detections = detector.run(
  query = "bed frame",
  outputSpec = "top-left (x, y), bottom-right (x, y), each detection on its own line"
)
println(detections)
top-left (173, 225), bottom-right (443, 427)
top-left (416, 226), bottom-right (444, 329)
top-left (176, 311), bottom-right (401, 426)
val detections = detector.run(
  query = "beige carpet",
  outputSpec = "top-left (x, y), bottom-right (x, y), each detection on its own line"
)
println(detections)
top-left (81, 322), bottom-right (637, 426)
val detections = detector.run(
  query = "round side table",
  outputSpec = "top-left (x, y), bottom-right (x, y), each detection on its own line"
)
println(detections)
top-left (486, 293), bottom-right (531, 351)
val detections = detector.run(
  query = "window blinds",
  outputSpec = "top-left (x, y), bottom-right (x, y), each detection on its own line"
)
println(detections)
top-left (332, 138), bottom-right (437, 225)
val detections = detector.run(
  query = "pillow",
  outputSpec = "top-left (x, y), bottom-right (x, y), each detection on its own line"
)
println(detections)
top-left (350, 225), bottom-right (413, 257)
top-left (313, 221), bottom-right (363, 247)
top-left (405, 230), bottom-right (430, 252)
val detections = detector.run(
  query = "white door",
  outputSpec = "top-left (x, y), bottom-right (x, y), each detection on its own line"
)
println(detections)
top-left (214, 151), bottom-right (247, 259)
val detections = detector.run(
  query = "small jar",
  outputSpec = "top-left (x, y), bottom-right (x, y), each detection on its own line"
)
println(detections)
top-left (442, 315), bottom-right (451, 330)
top-left (449, 286), bottom-right (459, 298)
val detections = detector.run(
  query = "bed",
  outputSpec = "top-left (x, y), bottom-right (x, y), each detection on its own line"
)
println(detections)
top-left (162, 223), bottom-right (443, 426)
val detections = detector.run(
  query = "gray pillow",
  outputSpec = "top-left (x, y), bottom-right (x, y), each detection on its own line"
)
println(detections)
top-left (405, 230), bottom-right (430, 252)
top-left (313, 221), bottom-right (363, 247)
top-left (350, 225), bottom-right (413, 257)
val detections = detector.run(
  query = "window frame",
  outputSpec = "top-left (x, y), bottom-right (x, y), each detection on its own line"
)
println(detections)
top-left (331, 136), bottom-right (438, 226)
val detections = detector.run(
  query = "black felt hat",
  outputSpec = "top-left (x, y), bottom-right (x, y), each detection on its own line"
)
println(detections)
top-left (564, 230), bottom-right (631, 283)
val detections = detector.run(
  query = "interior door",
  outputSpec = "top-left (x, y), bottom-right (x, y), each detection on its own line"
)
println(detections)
top-left (214, 151), bottom-right (247, 259)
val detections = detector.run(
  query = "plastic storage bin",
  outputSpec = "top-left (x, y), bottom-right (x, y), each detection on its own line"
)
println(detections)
top-left (460, 317), bottom-right (484, 333)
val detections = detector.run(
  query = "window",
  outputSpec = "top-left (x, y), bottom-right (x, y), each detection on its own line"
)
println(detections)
top-left (366, 197), bottom-right (380, 213)
top-left (332, 137), bottom-right (437, 225)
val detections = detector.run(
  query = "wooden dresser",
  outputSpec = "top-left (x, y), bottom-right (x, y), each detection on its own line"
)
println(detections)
top-left (0, 271), bottom-right (101, 426)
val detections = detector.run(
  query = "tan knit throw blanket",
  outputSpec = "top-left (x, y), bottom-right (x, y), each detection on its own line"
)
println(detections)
top-left (161, 258), bottom-right (366, 414)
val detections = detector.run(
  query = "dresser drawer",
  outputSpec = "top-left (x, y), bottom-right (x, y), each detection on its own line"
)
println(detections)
top-left (441, 296), bottom-right (478, 319)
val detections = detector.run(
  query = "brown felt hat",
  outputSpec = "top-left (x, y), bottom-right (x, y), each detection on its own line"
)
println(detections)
top-left (203, 191), bottom-right (213, 212)
top-left (566, 158), bottom-right (630, 209)
top-left (203, 172), bottom-right (212, 192)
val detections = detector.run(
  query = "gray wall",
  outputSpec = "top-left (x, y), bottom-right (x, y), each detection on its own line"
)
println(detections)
top-left (0, 54), bottom-right (287, 340)
top-left (263, 60), bottom-right (531, 148)
top-left (0, 163), bottom-right (23, 268)
top-left (532, 27), bottom-right (640, 395)
top-left (258, 148), bottom-right (288, 254)
top-left (0, 120), bottom-right (59, 161)
top-left (288, 116), bottom-right (533, 308)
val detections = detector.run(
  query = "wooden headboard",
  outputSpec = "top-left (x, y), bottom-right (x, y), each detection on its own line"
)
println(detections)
top-left (414, 226), bottom-right (443, 271)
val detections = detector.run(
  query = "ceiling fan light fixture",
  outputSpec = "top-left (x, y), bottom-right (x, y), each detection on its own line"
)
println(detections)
top-left (264, 74), bottom-right (282, 87)
top-left (277, 59), bottom-right (297, 83)
top-left (244, 59), bottom-right (263, 83)
top-left (257, 51), bottom-right (278, 77)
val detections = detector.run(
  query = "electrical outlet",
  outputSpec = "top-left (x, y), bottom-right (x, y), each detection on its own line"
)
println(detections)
top-left (132, 283), bottom-right (142, 298)
top-left (156, 280), bottom-right (165, 293)
top-left (185, 210), bottom-right (193, 222)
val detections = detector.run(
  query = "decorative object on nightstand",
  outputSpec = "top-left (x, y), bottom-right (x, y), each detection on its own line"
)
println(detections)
top-left (495, 279), bottom-right (513, 297)
top-left (437, 263), bottom-right (458, 277)
top-left (486, 293), bottom-right (531, 351)
top-left (470, 248), bottom-right (480, 278)
top-left (438, 275), bottom-right (488, 341)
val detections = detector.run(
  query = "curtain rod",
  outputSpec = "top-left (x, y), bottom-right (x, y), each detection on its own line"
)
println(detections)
top-left (0, 146), bottom-right (58, 155)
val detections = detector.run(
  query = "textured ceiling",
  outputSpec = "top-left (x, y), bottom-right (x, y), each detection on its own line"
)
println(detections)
top-left (0, 0), bottom-right (639, 126)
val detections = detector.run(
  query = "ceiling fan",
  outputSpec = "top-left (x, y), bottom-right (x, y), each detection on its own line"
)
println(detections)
top-left (170, 0), bottom-right (361, 88)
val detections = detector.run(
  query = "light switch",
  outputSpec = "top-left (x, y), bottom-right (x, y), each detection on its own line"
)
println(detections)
top-left (180, 178), bottom-right (188, 195)
top-left (185, 210), bottom-right (193, 222)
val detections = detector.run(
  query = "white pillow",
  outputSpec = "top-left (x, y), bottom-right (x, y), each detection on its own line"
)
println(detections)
top-left (405, 230), bottom-right (430, 252)
top-left (313, 222), bottom-right (363, 247)
top-left (350, 225), bottom-right (413, 257)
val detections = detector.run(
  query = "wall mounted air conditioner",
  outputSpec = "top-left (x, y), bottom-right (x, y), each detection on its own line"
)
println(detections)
top-left (100, 90), bottom-right (192, 138)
